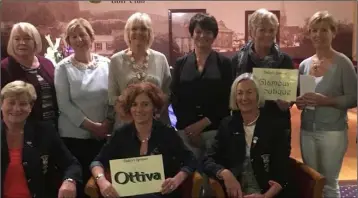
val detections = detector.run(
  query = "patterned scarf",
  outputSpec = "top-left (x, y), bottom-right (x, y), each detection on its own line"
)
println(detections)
top-left (235, 40), bottom-right (285, 76)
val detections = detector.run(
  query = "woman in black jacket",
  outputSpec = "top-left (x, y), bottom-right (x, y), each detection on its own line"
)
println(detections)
top-left (170, 13), bottom-right (233, 160)
top-left (1, 80), bottom-right (82, 198)
top-left (90, 82), bottom-right (197, 198)
top-left (203, 73), bottom-right (295, 198)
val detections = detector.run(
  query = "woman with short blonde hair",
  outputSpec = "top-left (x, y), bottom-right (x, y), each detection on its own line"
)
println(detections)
top-left (248, 8), bottom-right (279, 38)
top-left (1, 22), bottom-right (58, 124)
top-left (55, 18), bottom-right (112, 197)
top-left (109, 12), bottom-right (171, 127)
top-left (0, 80), bottom-right (37, 104)
top-left (296, 11), bottom-right (357, 198)
top-left (1, 80), bottom-right (81, 198)
top-left (123, 12), bottom-right (155, 50)
top-left (229, 73), bottom-right (265, 111)
top-left (231, 8), bottom-right (294, 135)
top-left (307, 11), bottom-right (337, 34)
top-left (6, 23), bottom-right (43, 57)
top-left (64, 18), bottom-right (95, 45)
top-left (203, 73), bottom-right (295, 198)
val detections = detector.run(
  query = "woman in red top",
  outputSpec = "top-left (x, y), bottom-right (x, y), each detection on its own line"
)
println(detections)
top-left (1, 80), bottom-right (82, 198)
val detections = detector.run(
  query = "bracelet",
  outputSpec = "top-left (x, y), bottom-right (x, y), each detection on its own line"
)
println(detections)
top-left (64, 178), bottom-right (76, 184)
top-left (216, 169), bottom-right (225, 180)
top-left (95, 173), bottom-right (105, 181)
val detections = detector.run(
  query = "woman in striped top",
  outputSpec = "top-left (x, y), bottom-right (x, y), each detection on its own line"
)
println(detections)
top-left (1, 22), bottom-right (58, 125)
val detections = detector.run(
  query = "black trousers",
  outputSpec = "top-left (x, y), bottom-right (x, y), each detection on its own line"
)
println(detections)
top-left (62, 137), bottom-right (106, 198)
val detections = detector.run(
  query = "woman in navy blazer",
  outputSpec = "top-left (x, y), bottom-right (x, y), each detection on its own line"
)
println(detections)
top-left (1, 81), bottom-right (82, 198)
top-left (203, 73), bottom-right (296, 198)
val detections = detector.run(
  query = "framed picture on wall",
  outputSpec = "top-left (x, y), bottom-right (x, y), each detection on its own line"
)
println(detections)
top-left (244, 10), bottom-right (280, 45)
top-left (168, 9), bottom-right (206, 66)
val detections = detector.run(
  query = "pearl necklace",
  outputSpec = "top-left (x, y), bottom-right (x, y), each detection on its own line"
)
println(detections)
top-left (71, 54), bottom-right (98, 70)
top-left (127, 50), bottom-right (149, 81)
top-left (243, 112), bottom-right (260, 126)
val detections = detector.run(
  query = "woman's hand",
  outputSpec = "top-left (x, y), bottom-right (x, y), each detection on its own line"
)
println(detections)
top-left (184, 118), bottom-right (211, 147)
top-left (243, 194), bottom-right (265, 198)
top-left (58, 180), bottom-right (76, 198)
top-left (184, 122), bottom-right (203, 148)
top-left (275, 99), bottom-right (291, 111)
top-left (91, 122), bottom-right (108, 139)
top-left (184, 121), bottom-right (204, 137)
top-left (295, 95), bottom-right (306, 110)
top-left (97, 178), bottom-right (120, 198)
top-left (161, 176), bottom-right (184, 195)
top-left (303, 92), bottom-right (329, 106)
top-left (221, 170), bottom-right (243, 198)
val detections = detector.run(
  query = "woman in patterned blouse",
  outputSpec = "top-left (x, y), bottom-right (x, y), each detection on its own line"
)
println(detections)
top-left (55, 18), bottom-right (112, 198)
top-left (108, 12), bottom-right (172, 126)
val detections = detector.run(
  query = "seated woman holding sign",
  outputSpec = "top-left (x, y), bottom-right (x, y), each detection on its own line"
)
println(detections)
top-left (90, 82), bottom-right (197, 198)
top-left (202, 73), bottom-right (296, 198)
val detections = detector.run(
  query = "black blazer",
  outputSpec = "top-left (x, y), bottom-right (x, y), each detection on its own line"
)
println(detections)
top-left (170, 51), bottom-right (233, 131)
top-left (203, 110), bottom-right (294, 197)
top-left (1, 121), bottom-right (82, 198)
top-left (92, 120), bottom-right (197, 198)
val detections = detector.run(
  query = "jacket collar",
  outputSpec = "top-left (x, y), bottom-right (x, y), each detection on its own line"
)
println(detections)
top-left (231, 109), bottom-right (265, 146)
top-left (1, 120), bottom-right (36, 147)
top-left (129, 119), bottom-right (160, 140)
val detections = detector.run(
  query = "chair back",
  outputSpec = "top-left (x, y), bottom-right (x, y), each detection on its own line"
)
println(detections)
top-left (289, 158), bottom-right (325, 198)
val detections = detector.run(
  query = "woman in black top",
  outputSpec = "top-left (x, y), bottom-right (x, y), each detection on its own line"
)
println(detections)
top-left (170, 13), bottom-right (233, 159)
top-left (203, 73), bottom-right (296, 198)
top-left (231, 9), bottom-right (295, 130)
top-left (90, 82), bottom-right (197, 198)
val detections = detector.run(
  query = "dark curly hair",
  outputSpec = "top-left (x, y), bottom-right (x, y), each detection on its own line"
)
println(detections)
top-left (116, 82), bottom-right (167, 119)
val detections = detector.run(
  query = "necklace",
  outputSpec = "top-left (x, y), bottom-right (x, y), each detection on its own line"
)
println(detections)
top-left (312, 59), bottom-right (323, 71)
top-left (127, 50), bottom-right (149, 81)
top-left (243, 112), bottom-right (260, 126)
top-left (138, 134), bottom-right (151, 143)
top-left (71, 54), bottom-right (98, 70)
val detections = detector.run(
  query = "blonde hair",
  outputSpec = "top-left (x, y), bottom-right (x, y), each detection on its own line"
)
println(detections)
top-left (229, 73), bottom-right (265, 110)
top-left (65, 18), bottom-right (95, 46)
top-left (249, 8), bottom-right (279, 34)
top-left (1, 81), bottom-right (37, 104)
top-left (7, 22), bottom-right (42, 57)
top-left (308, 11), bottom-right (337, 33)
top-left (124, 12), bottom-right (154, 49)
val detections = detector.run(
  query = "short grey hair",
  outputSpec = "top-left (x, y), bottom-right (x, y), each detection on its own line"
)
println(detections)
top-left (124, 12), bottom-right (154, 49)
top-left (248, 8), bottom-right (279, 34)
top-left (229, 73), bottom-right (265, 110)
top-left (7, 22), bottom-right (42, 57)
top-left (1, 80), bottom-right (37, 104)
